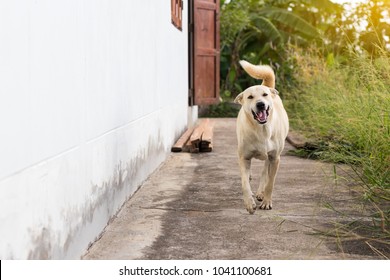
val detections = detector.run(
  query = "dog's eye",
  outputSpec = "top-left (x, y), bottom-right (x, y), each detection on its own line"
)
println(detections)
top-left (263, 93), bottom-right (268, 97)
top-left (248, 95), bottom-right (254, 99)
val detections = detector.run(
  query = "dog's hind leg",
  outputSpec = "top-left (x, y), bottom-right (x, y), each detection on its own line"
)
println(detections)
top-left (239, 157), bottom-right (256, 214)
top-left (258, 156), bottom-right (280, 210)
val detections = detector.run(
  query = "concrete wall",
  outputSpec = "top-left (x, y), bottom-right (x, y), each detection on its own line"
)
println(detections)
top-left (0, 0), bottom-right (188, 259)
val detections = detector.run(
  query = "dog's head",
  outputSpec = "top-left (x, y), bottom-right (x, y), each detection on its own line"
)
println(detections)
top-left (234, 85), bottom-right (279, 125)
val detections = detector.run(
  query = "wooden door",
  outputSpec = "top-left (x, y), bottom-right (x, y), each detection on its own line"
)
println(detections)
top-left (192, 0), bottom-right (220, 105)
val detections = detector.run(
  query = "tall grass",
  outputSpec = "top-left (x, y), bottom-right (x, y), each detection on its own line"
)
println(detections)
top-left (284, 46), bottom-right (390, 251)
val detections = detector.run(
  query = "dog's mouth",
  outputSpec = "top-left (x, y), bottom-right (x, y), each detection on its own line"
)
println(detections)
top-left (252, 107), bottom-right (270, 124)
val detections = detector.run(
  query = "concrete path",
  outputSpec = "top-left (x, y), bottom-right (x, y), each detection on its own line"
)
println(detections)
top-left (83, 118), bottom-right (378, 260)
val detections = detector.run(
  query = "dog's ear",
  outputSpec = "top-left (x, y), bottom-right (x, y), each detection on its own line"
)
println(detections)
top-left (234, 92), bottom-right (244, 105)
top-left (270, 88), bottom-right (279, 95)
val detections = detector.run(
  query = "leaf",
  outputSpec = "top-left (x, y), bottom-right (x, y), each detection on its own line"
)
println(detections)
top-left (228, 67), bottom-right (237, 84)
top-left (237, 29), bottom-right (260, 52)
top-left (305, 0), bottom-right (343, 14)
top-left (258, 7), bottom-right (320, 40)
top-left (250, 15), bottom-right (284, 45)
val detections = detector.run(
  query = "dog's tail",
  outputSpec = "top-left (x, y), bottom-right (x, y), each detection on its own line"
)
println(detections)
top-left (239, 60), bottom-right (275, 89)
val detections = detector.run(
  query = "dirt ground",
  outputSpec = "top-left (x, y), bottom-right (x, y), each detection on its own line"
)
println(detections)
top-left (83, 118), bottom-right (385, 260)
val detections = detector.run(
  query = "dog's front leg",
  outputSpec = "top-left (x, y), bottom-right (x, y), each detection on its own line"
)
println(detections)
top-left (259, 156), bottom-right (280, 210)
top-left (256, 159), bottom-right (269, 202)
top-left (239, 157), bottom-right (256, 214)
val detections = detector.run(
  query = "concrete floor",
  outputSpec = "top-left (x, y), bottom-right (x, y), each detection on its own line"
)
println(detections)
top-left (83, 118), bottom-right (382, 260)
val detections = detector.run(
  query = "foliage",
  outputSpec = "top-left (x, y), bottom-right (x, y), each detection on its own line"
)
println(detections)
top-left (284, 46), bottom-right (390, 247)
top-left (200, 102), bottom-right (240, 118)
top-left (220, 0), bottom-right (324, 99)
top-left (220, 0), bottom-right (390, 101)
top-left (353, 0), bottom-right (390, 55)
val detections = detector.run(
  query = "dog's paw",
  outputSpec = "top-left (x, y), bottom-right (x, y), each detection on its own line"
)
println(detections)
top-left (256, 193), bottom-right (264, 201)
top-left (259, 199), bottom-right (272, 210)
top-left (244, 197), bottom-right (257, 214)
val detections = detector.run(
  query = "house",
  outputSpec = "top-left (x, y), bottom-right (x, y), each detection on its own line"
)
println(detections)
top-left (0, 0), bottom-right (219, 259)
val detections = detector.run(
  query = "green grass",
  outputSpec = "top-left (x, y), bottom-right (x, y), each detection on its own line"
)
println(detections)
top-left (284, 47), bottom-right (390, 252)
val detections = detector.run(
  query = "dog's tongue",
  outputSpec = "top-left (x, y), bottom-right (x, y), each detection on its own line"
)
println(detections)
top-left (257, 110), bottom-right (267, 122)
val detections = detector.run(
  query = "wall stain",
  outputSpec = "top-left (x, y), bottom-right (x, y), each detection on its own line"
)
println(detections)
top-left (28, 227), bottom-right (51, 260)
top-left (27, 130), bottom-right (168, 259)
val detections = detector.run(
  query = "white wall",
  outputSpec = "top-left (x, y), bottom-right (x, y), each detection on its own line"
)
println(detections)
top-left (0, 0), bottom-right (188, 259)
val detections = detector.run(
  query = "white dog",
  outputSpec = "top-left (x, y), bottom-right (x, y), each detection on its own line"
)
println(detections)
top-left (234, 60), bottom-right (289, 214)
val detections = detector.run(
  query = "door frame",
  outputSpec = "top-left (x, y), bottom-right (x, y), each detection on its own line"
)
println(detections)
top-left (188, 0), bottom-right (220, 106)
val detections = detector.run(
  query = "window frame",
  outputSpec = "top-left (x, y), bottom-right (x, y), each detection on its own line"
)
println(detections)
top-left (171, 0), bottom-right (183, 30)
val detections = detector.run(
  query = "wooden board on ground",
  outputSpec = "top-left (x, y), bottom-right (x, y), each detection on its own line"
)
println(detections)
top-left (171, 127), bottom-right (194, 152)
top-left (190, 120), bottom-right (206, 144)
top-left (201, 119), bottom-right (213, 144)
top-left (171, 118), bottom-right (214, 153)
top-left (199, 119), bottom-right (214, 152)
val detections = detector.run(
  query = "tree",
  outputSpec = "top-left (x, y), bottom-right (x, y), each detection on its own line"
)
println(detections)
top-left (220, 0), bottom-right (390, 100)
top-left (220, 0), bottom-right (335, 98)
top-left (354, 0), bottom-right (390, 56)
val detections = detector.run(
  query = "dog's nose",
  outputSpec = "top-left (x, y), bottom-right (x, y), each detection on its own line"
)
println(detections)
top-left (256, 102), bottom-right (266, 111)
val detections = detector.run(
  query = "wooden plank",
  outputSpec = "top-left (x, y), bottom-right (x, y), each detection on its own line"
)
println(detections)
top-left (190, 119), bottom-right (207, 144)
top-left (200, 119), bottom-right (213, 152)
top-left (183, 140), bottom-right (193, 153)
top-left (173, 119), bottom-right (214, 153)
top-left (200, 141), bottom-right (213, 152)
top-left (201, 119), bottom-right (213, 144)
top-left (190, 146), bottom-right (200, 153)
top-left (171, 127), bottom-right (194, 152)
top-left (189, 119), bottom-right (208, 153)
top-left (200, 146), bottom-right (212, 152)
